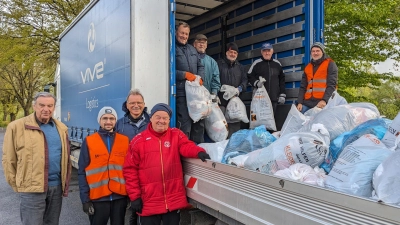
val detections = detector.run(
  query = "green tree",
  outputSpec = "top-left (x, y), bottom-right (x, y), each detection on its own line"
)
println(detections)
top-left (325, 0), bottom-right (400, 101)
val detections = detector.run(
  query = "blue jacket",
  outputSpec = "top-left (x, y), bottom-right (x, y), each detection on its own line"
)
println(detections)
top-left (175, 40), bottom-right (205, 97)
top-left (115, 102), bottom-right (150, 141)
top-left (200, 54), bottom-right (221, 95)
top-left (78, 128), bottom-right (127, 203)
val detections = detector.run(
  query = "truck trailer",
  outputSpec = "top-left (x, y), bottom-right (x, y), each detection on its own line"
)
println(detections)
top-left (58, 0), bottom-right (400, 224)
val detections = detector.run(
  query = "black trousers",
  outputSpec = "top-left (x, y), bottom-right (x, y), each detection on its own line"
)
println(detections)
top-left (88, 198), bottom-right (127, 225)
top-left (138, 210), bottom-right (180, 225)
top-left (176, 96), bottom-right (205, 143)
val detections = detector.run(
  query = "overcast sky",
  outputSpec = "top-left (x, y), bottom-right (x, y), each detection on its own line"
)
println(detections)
top-left (375, 59), bottom-right (399, 76)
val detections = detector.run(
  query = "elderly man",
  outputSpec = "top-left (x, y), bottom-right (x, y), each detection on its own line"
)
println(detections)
top-left (123, 103), bottom-right (210, 225)
top-left (175, 22), bottom-right (205, 143)
top-left (78, 106), bottom-right (129, 225)
top-left (297, 42), bottom-right (338, 114)
top-left (193, 34), bottom-right (221, 100)
top-left (2, 92), bottom-right (71, 225)
top-left (247, 42), bottom-right (286, 114)
top-left (217, 42), bottom-right (248, 137)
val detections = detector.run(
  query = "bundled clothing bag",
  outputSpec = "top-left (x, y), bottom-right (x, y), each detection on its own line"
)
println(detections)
top-left (225, 97), bottom-right (249, 123)
top-left (204, 102), bottom-right (229, 142)
top-left (185, 76), bottom-right (212, 122)
top-left (249, 86), bottom-right (276, 131)
top-left (382, 112), bottom-right (400, 149)
top-left (280, 104), bottom-right (307, 137)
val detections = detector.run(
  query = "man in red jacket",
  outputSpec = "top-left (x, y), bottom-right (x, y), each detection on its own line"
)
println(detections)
top-left (123, 103), bottom-right (210, 225)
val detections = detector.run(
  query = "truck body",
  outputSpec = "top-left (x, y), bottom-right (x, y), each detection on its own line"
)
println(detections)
top-left (58, 0), bottom-right (400, 224)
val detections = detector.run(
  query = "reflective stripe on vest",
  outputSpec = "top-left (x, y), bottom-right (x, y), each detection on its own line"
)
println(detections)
top-left (304, 58), bottom-right (332, 100)
top-left (85, 133), bottom-right (129, 200)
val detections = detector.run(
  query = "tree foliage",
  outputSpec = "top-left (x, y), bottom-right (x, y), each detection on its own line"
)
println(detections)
top-left (325, 0), bottom-right (400, 102)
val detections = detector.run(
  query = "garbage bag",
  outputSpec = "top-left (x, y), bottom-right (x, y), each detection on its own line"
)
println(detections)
top-left (205, 102), bottom-right (228, 142)
top-left (320, 118), bottom-right (390, 173)
top-left (185, 76), bottom-right (212, 122)
top-left (299, 104), bottom-right (380, 141)
top-left (274, 163), bottom-right (326, 187)
top-left (198, 140), bottom-right (228, 162)
top-left (304, 107), bottom-right (322, 117)
top-left (244, 124), bottom-right (330, 174)
top-left (220, 84), bottom-right (238, 101)
top-left (372, 146), bottom-right (400, 204)
top-left (325, 134), bottom-right (392, 197)
top-left (324, 91), bottom-right (348, 109)
top-left (280, 104), bottom-right (307, 136)
top-left (225, 96), bottom-right (249, 123)
top-left (221, 125), bottom-right (276, 164)
top-left (382, 111), bottom-right (400, 149)
top-left (249, 86), bottom-right (276, 131)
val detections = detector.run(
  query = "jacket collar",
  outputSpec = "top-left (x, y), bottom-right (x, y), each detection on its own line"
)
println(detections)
top-left (97, 127), bottom-right (115, 137)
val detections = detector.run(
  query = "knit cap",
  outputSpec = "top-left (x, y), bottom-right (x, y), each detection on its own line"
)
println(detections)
top-left (97, 106), bottom-right (118, 124)
top-left (150, 103), bottom-right (172, 118)
top-left (311, 42), bottom-right (325, 54)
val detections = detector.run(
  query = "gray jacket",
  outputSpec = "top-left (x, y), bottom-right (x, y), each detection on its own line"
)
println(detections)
top-left (175, 41), bottom-right (205, 97)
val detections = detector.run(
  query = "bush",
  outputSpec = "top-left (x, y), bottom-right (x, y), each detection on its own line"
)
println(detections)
top-left (0, 120), bottom-right (10, 128)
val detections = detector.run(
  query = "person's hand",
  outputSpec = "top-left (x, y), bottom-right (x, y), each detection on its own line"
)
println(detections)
top-left (131, 198), bottom-right (143, 214)
top-left (278, 94), bottom-right (286, 104)
top-left (211, 94), bottom-right (220, 104)
top-left (185, 72), bottom-right (196, 81)
top-left (316, 100), bottom-right (327, 108)
top-left (199, 78), bottom-right (203, 86)
top-left (82, 201), bottom-right (94, 215)
top-left (297, 103), bottom-right (303, 112)
top-left (234, 86), bottom-right (243, 96)
top-left (198, 152), bottom-right (211, 162)
top-left (256, 77), bottom-right (266, 88)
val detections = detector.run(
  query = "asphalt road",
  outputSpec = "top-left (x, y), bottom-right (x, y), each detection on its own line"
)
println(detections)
top-left (0, 129), bottom-right (132, 225)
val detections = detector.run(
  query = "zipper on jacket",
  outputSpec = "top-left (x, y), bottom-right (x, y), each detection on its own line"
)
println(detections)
top-left (159, 138), bottom-right (168, 210)
top-left (107, 135), bottom-right (113, 201)
top-left (268, 61), bottom-right (271, 94)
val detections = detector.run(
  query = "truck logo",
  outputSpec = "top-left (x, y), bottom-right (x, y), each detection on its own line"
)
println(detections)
top-left (88, 22), bottom-right (96, 52)
top-left (81, 61), bottom-right (104, 84)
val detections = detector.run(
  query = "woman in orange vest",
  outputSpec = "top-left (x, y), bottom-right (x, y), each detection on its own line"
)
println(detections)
top-left (297, 42), bottom-right (338, 114)
top-left (78, 106), bottom-right (130, 225)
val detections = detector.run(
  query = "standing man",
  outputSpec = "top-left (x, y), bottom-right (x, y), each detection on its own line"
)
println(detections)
top-left (217, 42), bottom-right (248, 138)
top-left (297, 42), bottom-right (338, 114)
top-left (115, 89), bottom-right (149, 225)
top-left (123, 103), bottom-right (210, 225)
top-left (78, 107), bottom-right (129, 225)
top-left (2, 92), bottom-right (71, 225)
top-left (193, 34), bottom-right (221, 99)
top-left (175, 21), bottom-right (205, 143)
top-left (247, 42), bottom-right (286, 114)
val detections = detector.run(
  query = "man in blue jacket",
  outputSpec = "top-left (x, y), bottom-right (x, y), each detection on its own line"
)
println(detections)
top-left (175, 22), bottom-right (205, 143)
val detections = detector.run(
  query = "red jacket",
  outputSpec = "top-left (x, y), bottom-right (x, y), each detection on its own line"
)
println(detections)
top-left (123, 124), bottom-right (205, 216)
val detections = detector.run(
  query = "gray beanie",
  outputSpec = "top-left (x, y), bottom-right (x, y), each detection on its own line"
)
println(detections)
top-left (150, 103), bottom-right (172, 118)
top-left (311, 42), bottom-right (325, 54)
top-left (97, 106), bottom-right (118, 124)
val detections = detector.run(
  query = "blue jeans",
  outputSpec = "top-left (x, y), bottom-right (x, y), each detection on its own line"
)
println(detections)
top-left (300, 104), bottom-right (311, 114)
top-left (20, 185), bottom-right (63, 225)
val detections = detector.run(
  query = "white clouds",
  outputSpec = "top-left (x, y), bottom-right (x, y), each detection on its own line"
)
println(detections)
top-left (374, 59), bottom-right (399, 76)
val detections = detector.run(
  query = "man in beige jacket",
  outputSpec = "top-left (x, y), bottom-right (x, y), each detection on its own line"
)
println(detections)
top-left (2, 92), bottom-right (71, 225)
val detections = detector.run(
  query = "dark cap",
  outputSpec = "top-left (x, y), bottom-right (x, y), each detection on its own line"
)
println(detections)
top-left (261, 42), bottom-right (273, 50)
top-left (226, 42), bottom-right (239, 53)
top-left (150, 103), bottom-right (172, 118)
top-left (195, 34), bottom-right (207, 40)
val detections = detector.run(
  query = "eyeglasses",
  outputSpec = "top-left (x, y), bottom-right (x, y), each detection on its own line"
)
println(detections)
top-left (128, 102), bottom-right (144, 106)
top-left (101, 117), bottom-right (115, 121)
top-left (154, 116), bottom-right (170, 121)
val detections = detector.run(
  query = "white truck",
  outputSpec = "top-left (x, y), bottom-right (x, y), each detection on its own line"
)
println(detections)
top-left (57, 0), bottom-right (400, 224)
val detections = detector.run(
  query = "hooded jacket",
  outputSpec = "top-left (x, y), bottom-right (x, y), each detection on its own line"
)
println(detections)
top-left (297, 55), bottom-right (338, 108)
top-left (115, 101), bottom-right (150, 141)
top-left (123, 124), bottom-right (206, 216)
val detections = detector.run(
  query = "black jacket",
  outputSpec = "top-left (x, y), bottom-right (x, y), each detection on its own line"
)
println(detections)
top-left (297, 55), bottom-right (338, 108)
top-left (217, 58), bottom-right (248, 107)
top-left (175, 40), bottom-right (205, 97)
top-left (247, 58), bottom-right (286, 102)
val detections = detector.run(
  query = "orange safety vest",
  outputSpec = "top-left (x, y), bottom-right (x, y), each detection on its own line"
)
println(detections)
top-left (304, 58), bottom-right (333, 100)
top-left (85, 132), bottom-right (129, 200)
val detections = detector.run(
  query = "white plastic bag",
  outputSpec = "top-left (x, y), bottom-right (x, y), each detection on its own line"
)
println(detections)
top-left (220, 84), bottom-right (238, 101)
top-left (324, 90), bottom-right (348, 109)
top-left (304, 107), bottom-right (322, 117)
top-left (382, 111), bottom-right (400, 149)
top-left (249, 86), bottom-right (276, 131)
top-left (244, 124), bottom-right (330, 174)
top-left (185, 76), bottom-right (212, 122)
top-left (225, 96), bottom-right (249, 123)
top-left (228, 154), bottom-right (250, 168)
top-left (372, 144), bottom-right (400, 204)
top-left (274, 163), bottom-right (326, 187)
top-left (325, 134), bottom-right (392, 197)
top-left (205, 102), bottom-right (228, 142)
top-left (198, 140), bottom-right (229, 162)
top-left (280, 104), bottom-right (306, 136)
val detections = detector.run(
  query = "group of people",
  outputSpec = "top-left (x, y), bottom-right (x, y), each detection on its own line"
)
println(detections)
top-left (1, 21), bottom-right (338, 225)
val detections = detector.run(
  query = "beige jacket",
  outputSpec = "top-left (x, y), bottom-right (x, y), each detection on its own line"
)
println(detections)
top-left (2, 113), bottom-right (71, 196)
